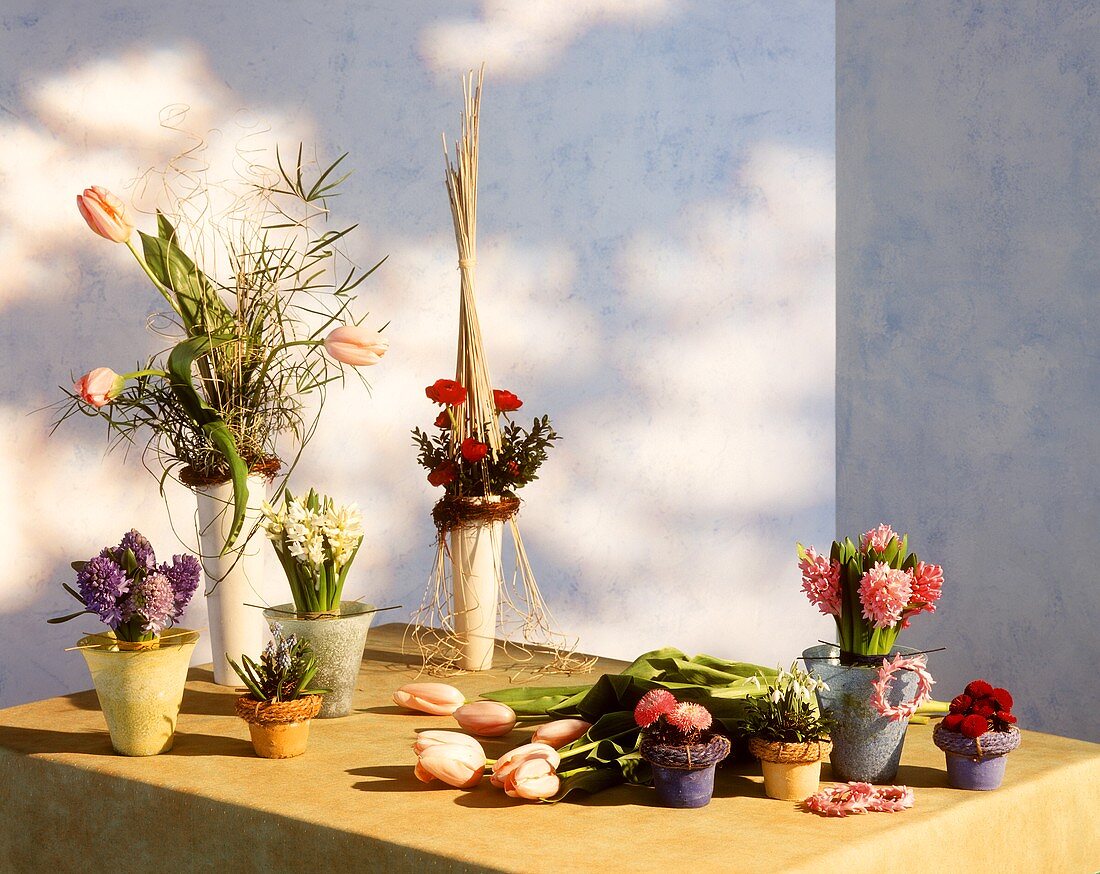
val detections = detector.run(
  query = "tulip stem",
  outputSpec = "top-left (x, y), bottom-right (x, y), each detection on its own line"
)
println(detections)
top-left (123, 368), bottom-right (168, 380)
top-left (125, 239), bottom-right (182, 318)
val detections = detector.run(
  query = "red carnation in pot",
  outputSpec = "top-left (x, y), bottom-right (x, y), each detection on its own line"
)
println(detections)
top-left (965, 679), bottom-right (993, 699)
top-left (460, 438), bottom-right (489, 463)
top-left (960, 714), bottom-right (990, 738)
top-left (990, 687), bottom-right (1013, 711)
top-left (426, 379), bottom-right (467, 406)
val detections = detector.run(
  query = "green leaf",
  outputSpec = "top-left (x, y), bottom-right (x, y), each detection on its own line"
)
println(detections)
top-left (549, 767), bottom-right (624, 802)
top-left (140, 224), bottom-right (231, 334)
top-left (47, 610), bottom-right (90, 624)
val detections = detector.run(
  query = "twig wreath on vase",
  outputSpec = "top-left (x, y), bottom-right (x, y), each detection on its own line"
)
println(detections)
top-left (230, 624), bottom-right (326, 759)
top-left (797, 523), bottom-right (944, 783)
top-left (55, 143), bottom-right (387, 686)
top-left (261, 489), bottom-right (376, 718)
top-left (744, 663), bottom-right (832, 802)
top-left (49, 529), bottom-right (201, 756)
top-left (408, 67), bottom-right (591, 677)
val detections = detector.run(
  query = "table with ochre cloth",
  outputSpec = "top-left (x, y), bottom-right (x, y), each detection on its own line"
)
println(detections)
top-left (1, 624), bottom-right (1098, 873)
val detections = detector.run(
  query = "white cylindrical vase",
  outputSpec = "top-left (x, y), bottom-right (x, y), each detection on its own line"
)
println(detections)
top-left (450, 515), bottom-right (503, 671)
top-left (194, 473), bottom-right (269, 686)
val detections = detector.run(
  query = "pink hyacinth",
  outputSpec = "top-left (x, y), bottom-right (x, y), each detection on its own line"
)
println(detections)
top-left (799, 547), bottom-right (842, 617)
top-left (909, 561), bottom-right (944, 611)
top-left (860, 524), bottom-right (898, 553)
top-left (858, 562), bottom-right (913, 629)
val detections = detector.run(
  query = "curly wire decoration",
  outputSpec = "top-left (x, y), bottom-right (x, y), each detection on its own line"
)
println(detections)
top-left (870, 653), bottom-right (935, 722)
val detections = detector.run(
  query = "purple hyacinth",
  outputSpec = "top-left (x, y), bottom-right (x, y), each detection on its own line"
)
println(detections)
top-left (159, 554), bottom-right (202, 619)
top-left (122, 571), bottom-right (176, 634)
top-left (117, 529), bottom-right (156, 571)
top-left (76, 555), bottom-right (129, 627)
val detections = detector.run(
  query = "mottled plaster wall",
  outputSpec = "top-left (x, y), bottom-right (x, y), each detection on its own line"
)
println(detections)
top-left (838, 0), bottom-right (1099, 740)
top-left (0, 2), bottom-right (835, 707)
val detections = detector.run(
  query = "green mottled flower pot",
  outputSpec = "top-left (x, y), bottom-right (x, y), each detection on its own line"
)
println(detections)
top-left (264, 602), bottom-right (375, 718)
top-left (79, 629), bottom-right (199, 756)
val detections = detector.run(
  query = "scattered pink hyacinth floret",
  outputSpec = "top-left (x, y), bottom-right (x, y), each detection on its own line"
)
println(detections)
top-left (633, 689), bottom-right (677, 728)
top-left (804, 782), bottom-right (914, 817)
top-left (860, 524), bottom-right (898, 553)
top-left (799, 547), bottom-right (842, 617)
top-left (664, 702), bottom-right (712, 734)
top-left (858, 561), bottom-right (913, 628)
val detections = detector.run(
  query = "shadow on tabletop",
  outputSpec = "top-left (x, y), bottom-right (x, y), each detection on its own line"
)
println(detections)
top-left (348, 764), bottom-right (426, 794)
top-left (0, 724), bottom-right (114, 756)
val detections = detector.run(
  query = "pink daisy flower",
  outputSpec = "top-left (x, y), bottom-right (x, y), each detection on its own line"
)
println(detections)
top-left (799, 547), bottom-right (842, 617)
top-left (860, 524), bottom-right (898, 553)
top-left (665, 702), bottom-right (713, 734)
top-left (858, 562), bottom-right (913, 628)
top-left (633, 689), bottom-right (677, 728)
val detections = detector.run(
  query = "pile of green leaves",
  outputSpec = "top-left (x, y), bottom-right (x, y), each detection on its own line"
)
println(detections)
top-left (482, 648), bottom-right (776, 801)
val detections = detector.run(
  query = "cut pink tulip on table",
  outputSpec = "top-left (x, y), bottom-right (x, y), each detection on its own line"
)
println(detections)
top-left (532, 719), bottom-right (592, 748)
top-left (393, 683), bottom-right (465, 715)
top-left (452, 700), bottom-right (517, 737)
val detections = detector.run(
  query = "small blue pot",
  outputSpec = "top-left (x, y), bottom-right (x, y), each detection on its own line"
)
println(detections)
top-left (640, 735), bottom-right (731, 809)
top-left (944, 752), bottom-right (1008, 790)
top-left (650, 763), bottom-right (718, 809)
top-left (802, 644), bottom-right (920, 784)
top-left (934, 723), bottom-right (1020, 790)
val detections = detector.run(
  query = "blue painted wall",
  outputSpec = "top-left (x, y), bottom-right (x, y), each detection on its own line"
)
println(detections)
top-left (838, 0), bottom-right (1099, 740)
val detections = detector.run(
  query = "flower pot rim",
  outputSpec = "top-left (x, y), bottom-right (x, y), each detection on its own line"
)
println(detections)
top-left (181, 458), bottom-right (281, 489)
top-left (933, 722), bottom-right (1021, 758)
top-left (263, 601), bottom-right (377, 621)
top-left (640, 734), bottom-right (731, 770)
top-left (235, 693), bottom-right (323, 725)
top-left (77, 628), bottom-right (200, 653)
top-left (748, 736), bottom-right (832, 764)
top-left (801, 643), bottom-right (921, 671)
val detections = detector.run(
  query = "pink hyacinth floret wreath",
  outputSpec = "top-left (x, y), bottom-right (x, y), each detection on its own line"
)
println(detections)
top-left (804, 782), bottom-right (915, 817)
top-left (870, 653), bottom-right (935, 721)
top-left (798, 547), bottom-right (842, 617)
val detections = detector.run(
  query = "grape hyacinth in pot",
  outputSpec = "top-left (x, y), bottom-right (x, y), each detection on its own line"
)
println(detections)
top-left (49, 530), bottom-right (201, 755)
top-left (229, 624), bottom-right (327, 759)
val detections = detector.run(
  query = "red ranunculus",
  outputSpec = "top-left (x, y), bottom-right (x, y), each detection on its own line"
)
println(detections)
top-left (949, 694), bottom-right (972, 714)
top-left (434, 410), bottom-right (451, 428)
top-left (506, 460), bottom-right (520, 478)
top-left (427, 461), bottom-right (457, 487)
top-left (460, 437), bottom-right (488, 463)
top-left (964, 679), bottom-right (993, 699)
top-left (990, 687), bottom-right (1013, 711)
top-left (493, 389), bottom-right (523, 412)
top-left (960, 714), bottom-right (990, 739)
top-left (426, 379), bottom-right (467, 406)
top-left (943, 713), bottom-right (965, 732)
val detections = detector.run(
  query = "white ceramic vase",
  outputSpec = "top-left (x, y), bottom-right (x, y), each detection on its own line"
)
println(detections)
top-left (450, 505), bottom-right (504, 671)
top-left (194, 473), bottom-right (269, 686)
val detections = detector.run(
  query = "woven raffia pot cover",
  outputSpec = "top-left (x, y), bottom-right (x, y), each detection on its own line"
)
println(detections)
top-left (748, 737), bottom-right (832, 765)
top-left (235, 694), bottom-right (323, 726)
top-left (933, 723), bottom-right (1021, 759)
top-left (640, 734), bottom-right (731, 770)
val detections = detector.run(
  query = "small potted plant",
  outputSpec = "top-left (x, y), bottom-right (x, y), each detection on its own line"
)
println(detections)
top-left (634, 689), bottom-right (730, 808)
top-left (261, 488), bottom-right (371, 718)
top-left (933, 679), bottom-right (1020, 790)
top-left (229, 624), bottom-right (327, 759)
top-left (744, 663), bottom-right (832, 801)
top-left (49, 530), bottom-right (201, 756)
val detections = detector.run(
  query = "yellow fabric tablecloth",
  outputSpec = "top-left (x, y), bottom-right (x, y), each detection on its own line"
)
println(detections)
top-left (1, 624), bottom-right (1098, 873)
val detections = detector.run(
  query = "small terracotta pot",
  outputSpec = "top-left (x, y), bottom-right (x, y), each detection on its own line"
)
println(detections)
top-left (748, 737), bottom-right (832, 802)
top-left (236, 695), bottom-right (323, 759)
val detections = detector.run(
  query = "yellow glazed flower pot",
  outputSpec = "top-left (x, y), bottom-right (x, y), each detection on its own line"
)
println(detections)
top-left (78, 629), bottom-right (199, 756)
top-left (236, 695), bottom-right (323, 759)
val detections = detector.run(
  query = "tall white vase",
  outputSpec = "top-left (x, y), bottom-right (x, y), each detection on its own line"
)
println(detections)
top-left (194, 473), bottom-right (269, 686)
top-left (450, 515), bottom-right (503, 671)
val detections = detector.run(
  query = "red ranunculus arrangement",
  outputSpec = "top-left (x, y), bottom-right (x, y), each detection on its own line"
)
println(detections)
top-left (934, 679), bottom-right (1021, 790)
top-left (797, 524), bottom-right (944, 659)
top-left (412, 381), bottom-right (558, 498)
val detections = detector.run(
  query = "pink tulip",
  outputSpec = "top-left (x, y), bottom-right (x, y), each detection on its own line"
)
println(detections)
top-left (414, 742), bottom-right (485, 789)
top-left (76, 186), bottom-right (133, 243)
top-left (531, 718), bottom-right (592, 749)
top-left (452, 700), bottom-right (517, 737)
top-left (489, 742), bottom-right (560, 788)
top-left (323, 326), bottom-right (389, 366)
top-left (504, 756), bottom-right (560, 800)
top-left (73, 367), bottom-right (124, 408)
top-left (393, 683), bottom-right (465, 715)
top-left (412, 730), bottom-right (485, 758)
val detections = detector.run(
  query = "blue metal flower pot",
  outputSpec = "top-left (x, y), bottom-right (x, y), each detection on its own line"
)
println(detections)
top-left (802, 644), bottom-right (920, 784)
top-left (650, 763), bottom-right (718, 808)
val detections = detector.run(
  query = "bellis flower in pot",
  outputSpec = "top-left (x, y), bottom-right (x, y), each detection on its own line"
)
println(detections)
top-left (229, 624), bottom-right (327, 759)
top-left (634, 690), bottom-right (730, 808)
top-left (933, 679), bottom-right (1020, 790)
top-left (49, 529), bottom-right (201, 756)
top-left (744, 663), bottom-right (832, 801)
